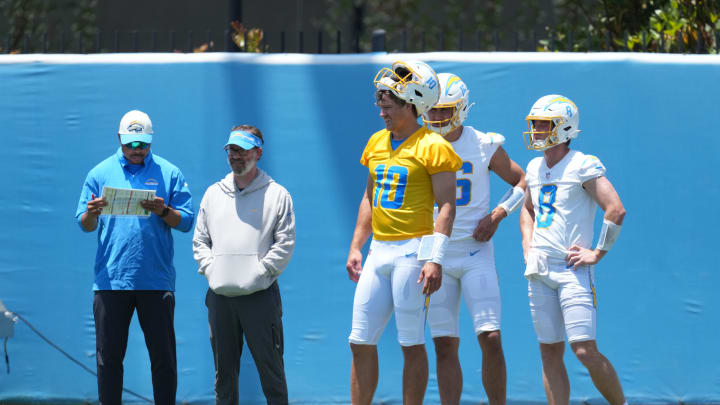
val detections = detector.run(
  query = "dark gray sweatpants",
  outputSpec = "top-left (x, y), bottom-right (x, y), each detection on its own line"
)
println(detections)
top-left (206, 282), bottom-right (288, 405)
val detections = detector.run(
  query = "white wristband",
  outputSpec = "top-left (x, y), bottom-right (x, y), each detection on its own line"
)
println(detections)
top-left (497, 186), bottom-right (525, 215)
top-left (429, 232), bottom-right (449, 265)
top-left (595, 219), bottom-right (621, 251)
top-left (417, 232), bottom-right (449, 265)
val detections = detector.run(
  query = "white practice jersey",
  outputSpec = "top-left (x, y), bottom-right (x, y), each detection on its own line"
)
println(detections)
top-left (526, 150), bottom-right (606, 258)
top-left (434, 126), bottom-right (503, 242)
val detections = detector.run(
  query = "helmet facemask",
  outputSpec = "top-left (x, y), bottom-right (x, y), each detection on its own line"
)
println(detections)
top-left (424, 105), bottom-right (457, 135)
top-left (373, 63), bottom-right (421, 101)
top-left (524, 117), bottom-right (564, 151)
top-left (524, 95), bottom-right (580, 151)
top-left (423, 73), bottom-right (472, 136)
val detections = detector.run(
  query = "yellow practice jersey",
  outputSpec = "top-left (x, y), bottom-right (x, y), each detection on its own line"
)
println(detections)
top-left (361, 126), bottom-right (462, 241)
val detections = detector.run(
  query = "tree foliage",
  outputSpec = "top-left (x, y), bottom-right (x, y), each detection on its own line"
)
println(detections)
top-left (71, 0), bottom-right (97, 50)
top-left (322, 0), bottom-right (720, 53)
top-left (532, 0), bottom-right (719, 52)
top-left (0, 0), bottom-right (97, 52)
top-left (2, 0), bottom-right (717, 53)
top-left (0, 0), bottom-right (52, 52)
top-left (230, 21), bottom-right (266, 53)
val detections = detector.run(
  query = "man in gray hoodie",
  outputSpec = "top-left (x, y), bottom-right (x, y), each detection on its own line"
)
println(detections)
top-left (193, 125), bottom-right (296, 405)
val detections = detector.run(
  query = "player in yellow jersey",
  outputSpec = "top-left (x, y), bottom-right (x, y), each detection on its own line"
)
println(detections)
top-left (346, 60), bottom-right (462, 405)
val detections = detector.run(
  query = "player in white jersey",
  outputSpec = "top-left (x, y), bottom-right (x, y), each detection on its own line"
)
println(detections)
top-left (520, 95), bottom-right (627, 405)
top-left (423, 73), bottom-right (526, 405)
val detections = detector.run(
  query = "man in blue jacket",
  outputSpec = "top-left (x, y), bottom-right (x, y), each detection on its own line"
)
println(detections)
top-left (75, 110), bottom-right (194, 405)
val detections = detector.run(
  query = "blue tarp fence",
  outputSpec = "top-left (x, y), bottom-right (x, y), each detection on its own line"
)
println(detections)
top-left (0, 52), bottom-right (718, 404)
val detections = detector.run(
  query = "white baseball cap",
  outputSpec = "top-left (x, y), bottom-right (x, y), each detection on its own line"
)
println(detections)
top-left (118, 110), bottom-right (153, 144)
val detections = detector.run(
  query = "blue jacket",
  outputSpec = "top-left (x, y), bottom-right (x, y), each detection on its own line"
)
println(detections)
top-left (75, 148), bottom-right (194, 291)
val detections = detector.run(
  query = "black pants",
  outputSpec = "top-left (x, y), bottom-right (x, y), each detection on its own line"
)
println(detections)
top-left (93, 290), bottom-right (177, 405)
top-left (206, 282), bottom-right (288, 405)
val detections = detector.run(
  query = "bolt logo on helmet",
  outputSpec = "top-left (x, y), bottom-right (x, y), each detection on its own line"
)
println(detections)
top-left (423, 73), bottom-right (474, 135)
top-left (524, 94), bottom-right (580, 151)
top-left (373, 60), bottom-right (441, 116)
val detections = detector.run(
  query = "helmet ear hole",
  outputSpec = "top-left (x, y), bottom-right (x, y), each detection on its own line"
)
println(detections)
top-left (414, 90), bottom-right (423, 97)
top-left (563, 126), bottom-right (571, 131)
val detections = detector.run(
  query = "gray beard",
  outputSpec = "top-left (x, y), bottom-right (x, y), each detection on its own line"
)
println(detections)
top-left (232, 162), bottom-right (254, 176)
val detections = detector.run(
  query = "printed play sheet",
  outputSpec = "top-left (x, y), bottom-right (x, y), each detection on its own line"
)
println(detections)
top-left (101, 186), bottom-right (155, 217)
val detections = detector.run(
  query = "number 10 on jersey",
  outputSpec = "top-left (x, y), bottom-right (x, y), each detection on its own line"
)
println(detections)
top-left (373, 164), bottom-right (408, 209)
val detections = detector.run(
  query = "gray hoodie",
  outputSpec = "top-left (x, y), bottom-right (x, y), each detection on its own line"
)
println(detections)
top-left (193, 169), bottom-right (295, 296)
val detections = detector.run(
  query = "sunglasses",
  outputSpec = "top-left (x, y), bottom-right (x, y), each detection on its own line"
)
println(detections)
top-left (224, 146), bottom-right (255, 155)
top-left (123, 141), bottom-right (150, 150)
